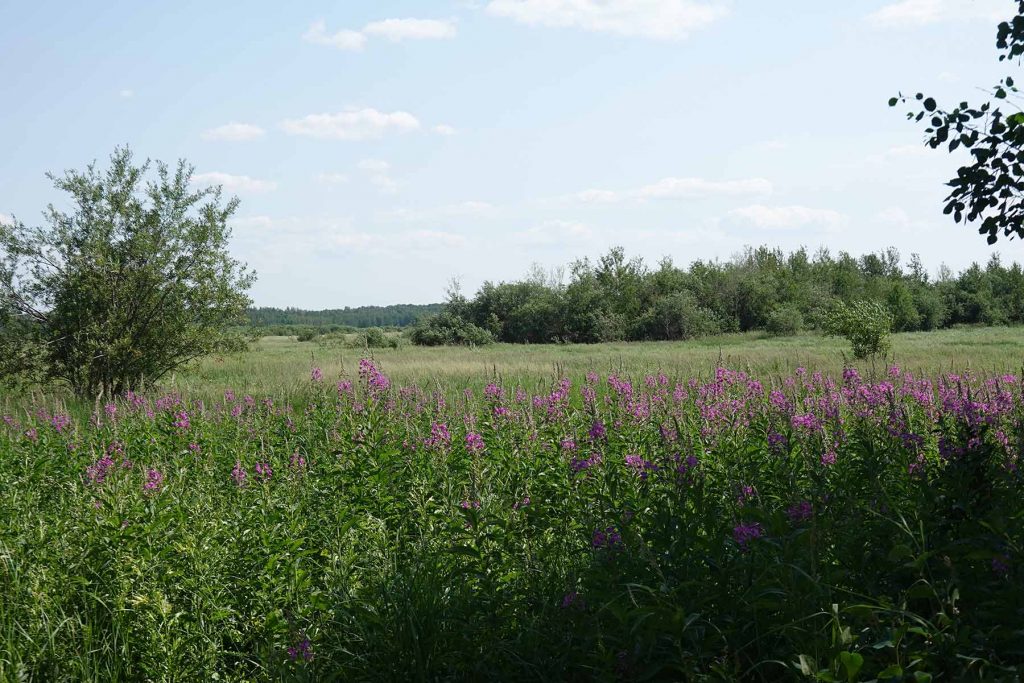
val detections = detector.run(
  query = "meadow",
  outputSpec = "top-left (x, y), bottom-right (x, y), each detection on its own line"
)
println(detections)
top-left (170, 327), bottom-right (1024, 399)
top-left (0, 328), bottom-right (1022, 680)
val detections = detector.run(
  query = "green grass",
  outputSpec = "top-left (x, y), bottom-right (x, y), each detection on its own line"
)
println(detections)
top-left (168, 326), bottom-right (1024, 401)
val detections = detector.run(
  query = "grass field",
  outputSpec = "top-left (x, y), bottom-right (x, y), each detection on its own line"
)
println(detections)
top-left (168, 326), bottom-right (1024, 401)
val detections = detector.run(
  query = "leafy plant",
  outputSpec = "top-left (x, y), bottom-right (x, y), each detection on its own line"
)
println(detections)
top-left (0, 147), bottom-right (254, 397)
top-left (824, 300), bottom-right (893, 360)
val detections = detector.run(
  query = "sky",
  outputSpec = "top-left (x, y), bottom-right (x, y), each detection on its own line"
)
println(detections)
top-left (1, 0), bottom-right (1022, 308)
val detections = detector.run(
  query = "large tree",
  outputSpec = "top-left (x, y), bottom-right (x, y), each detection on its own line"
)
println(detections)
top-left (0, 147), bottom-right (254, 397)
top-left (891, 0), bottom-right (1024, 244)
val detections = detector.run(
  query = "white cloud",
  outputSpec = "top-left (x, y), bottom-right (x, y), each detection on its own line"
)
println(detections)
top-left (193, 172), bottom-right (277, 193)
top-left (357, 159), bottom-right (390, 173)
top-left (357, 159), bottom-right (398, 194)
top-left (381, 201), bottom-right (498, 222)
top-left (434, 124), bottom-right (457, 136)
top-left (316, 172), bottom-right (350, 185)
top-left (281, 108), bottom-right (420, 140)
top-left (485, 0), bottom-right (729, 39)
top-left (515, 219), bottom-right (593, 246)
top-left (574, 176), bottom-right (772, 203)
top-left (405, 230), bottom-right (468, 249)
top-left (303, 20), bottom-right (367, 50)
top-left (303, 17), bottom-right (456, 51)
top-left (875, 206), bottom-right (934, 235)
top-left (867, 0), bottom-right (1006, 27)
top-left (201, 122), bottom-right (266, 142)
top-left (726, 204), bottom-right (845, 232)
top-left (363, 18), bottom-right (458, 41)
top-left (119, 89), bottom-right (134, 99)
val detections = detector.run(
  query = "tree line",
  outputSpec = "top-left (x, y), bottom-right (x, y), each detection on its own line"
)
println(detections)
top-left (248, 303), bottom-right (442, 330)
top-left (412, 246), bottom-right (1024, 345)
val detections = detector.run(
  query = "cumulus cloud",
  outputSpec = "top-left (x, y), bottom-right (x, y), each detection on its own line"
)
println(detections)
top-left (303, 17), bottom-right (456, 51)
top-left (433, 124), bottom-right (457, 136)
top-left (514, 219), bottom-right (593, 246)
top-left (358, 159), bottom-right (398, 194)
top-left (192, 172), bottom-right (277, 193)
top-left (316, 172), bottom-right (350, 185)
top-left (485, 0), bottom-right (728, 39)
top-left (381, 201), bottom-right (498, 222)
top-left (726, 204), bottom-right (845, 232)
top-left (866, 0), bottom-right (1006, 27)
top-left (302, 20), bottom-right (367, 50)
top-left (201, 122), bottom-right (266, 142)
top-left (281, 108), bottom-right (420, 140)
top-left (573, 176), bottom-right (772, 203)
top-left (119, 89), bottom-right (134, 99)
top-left (363, 18), bottom-right (458, 41)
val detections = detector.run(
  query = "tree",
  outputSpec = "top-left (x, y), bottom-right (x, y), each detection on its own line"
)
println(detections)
top-left (0, 147), bottom-right (255, 397)
top-left (891, 1), bottom-right (1024, 244)
top-left (823, 301), bottom-right (893, 361)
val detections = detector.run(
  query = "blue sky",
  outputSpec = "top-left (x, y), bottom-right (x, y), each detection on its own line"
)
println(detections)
top-left (1, 0), bottom-right (1020, 308)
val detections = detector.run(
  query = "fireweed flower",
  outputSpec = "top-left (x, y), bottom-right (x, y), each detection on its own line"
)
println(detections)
top-left (173, 411), bottom-right (190, 431)
top-left (820, 450), bottom-right (837, 466)
top-left (589, 420), bottom-right (606, 441)
top-left (737, 485), bottom-right (756, 506)
top-left (513, 496), bottom-right (530, 510)
top-left (254, 461), bottom-right (272, 481)
top-left (86, 454), bottom-right (115, 485)
top-left (287, 636), bottom-right (314, 662)
top-left (624, 454), bottom-right (657, 479)
top-left (289, 451), bottom-right (307, 471)
top-left (231, 461), bottom-right (248, 487)
top-left (592, 526), bottom-right (623, 550)
top-left (733, 522), bottom-right (763, 551)
top-left (425, 422), bottom-right (452, 450)
top-left (143, 469), bottom-right (164, 493)
top-left (459, 499), bottom-right (481, 510)
top-left (465, 432), bottom-right (485, 454)
top-left (787, 501), bottom-right (813, 523)
top-left (310, 367), bottom-right (323, 382)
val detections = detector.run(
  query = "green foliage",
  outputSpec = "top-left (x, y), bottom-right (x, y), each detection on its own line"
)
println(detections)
top-left (766, 305), bottom-right (804, 337)
top-left (409, 311), bottom-right (494, 346)
top-left (1, 364), bottom-right (1022, 679)
top-left (413, 246), bottom-right (1024, 346)
top-left (891, 1), bottom-right (1024, 243)
top-left (824, 300), bottom-right (893, 360)
top-left (248, 303), bottom-right (442, 329)
top-left (0, 147), bottom-right (253, 397)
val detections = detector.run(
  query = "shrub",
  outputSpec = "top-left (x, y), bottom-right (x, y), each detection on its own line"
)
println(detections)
top-left (409, 313), bottom-right (493, 346)
top-left (766, 306), bottom-right (803, 337)
top-left (824, 300), bottom-right (893, 360)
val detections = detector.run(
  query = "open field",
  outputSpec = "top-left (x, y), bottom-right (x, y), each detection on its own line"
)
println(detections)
top-left (167, 326), bottom-right (1024, 402)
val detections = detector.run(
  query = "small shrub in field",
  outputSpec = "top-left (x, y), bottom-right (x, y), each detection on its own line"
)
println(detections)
top-left (765, 306), bottom-right (803, 337)
top-left (824, 300), bottom-right (893, 359)
top-left (409, 312), bottom-right (493, 346)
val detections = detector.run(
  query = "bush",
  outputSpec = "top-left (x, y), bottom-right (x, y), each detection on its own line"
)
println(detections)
top-left (409, 313), bottom-right (494, 346)
top-left (766, 306), bottom-right (803, 337)
top-left (824, 300), bottom-right (893, 360)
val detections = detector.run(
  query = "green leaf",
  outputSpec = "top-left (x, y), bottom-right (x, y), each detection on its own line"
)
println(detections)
top-left (839, 652), bottom-right (863, 681)
top-left (878, 665), bottom-right (903, 679)
top-left (888, 97), bottom-right (899, 107)
top-left (923, 97), bottom-right (936, 111)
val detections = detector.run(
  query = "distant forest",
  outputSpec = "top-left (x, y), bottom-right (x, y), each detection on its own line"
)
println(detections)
top-left (248, 304), bottom-right (442, 331)
top-left (413, 246), bottom-right (1024, 345)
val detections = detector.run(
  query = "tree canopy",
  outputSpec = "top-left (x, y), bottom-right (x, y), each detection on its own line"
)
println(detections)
top-left (0, 147), bottom-right (254, 397)
top-left (891, 0), bottom-right (1024, 244)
